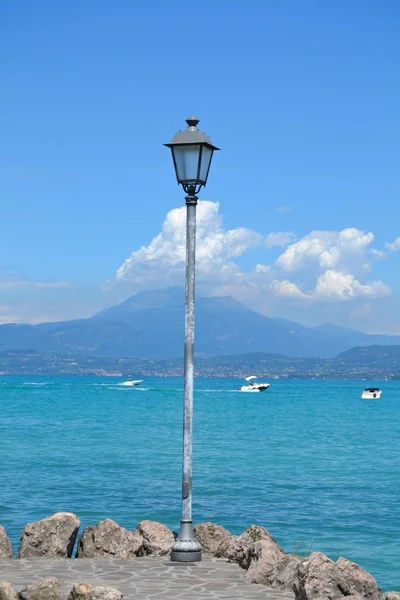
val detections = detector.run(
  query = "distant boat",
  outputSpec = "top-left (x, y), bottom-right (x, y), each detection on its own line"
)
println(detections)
top-left (237, 375), bottom-right (270, 392)
top-left (361, 388), bottom-right (382, 399)
top-left (120, 377), bottom-right (143, 387)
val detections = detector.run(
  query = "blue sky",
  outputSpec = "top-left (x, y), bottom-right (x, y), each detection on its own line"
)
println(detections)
top-left (1, 0), bottom-right (399, 331)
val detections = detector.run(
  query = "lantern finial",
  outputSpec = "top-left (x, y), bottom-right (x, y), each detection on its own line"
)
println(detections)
top-left (186, 117), bottom-right (199, 128)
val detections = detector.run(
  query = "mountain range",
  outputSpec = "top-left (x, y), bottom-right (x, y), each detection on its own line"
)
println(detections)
top-left (0, 286), bottom-right (399, 359)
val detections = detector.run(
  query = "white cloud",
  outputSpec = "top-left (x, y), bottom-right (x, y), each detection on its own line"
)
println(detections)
top-left (265, 232), bottom-right (296, 248)
top-left (275, 228), bottom-right (375, 273)
top-left (116, 201), bottom-right (263, 288)
top-left (370, 248), bottom-right (387, 260)
top-left (314, 270), bottom-right (390, 300)
top-left (386, 237), bottom-right (400, 252)
top-left (271, 279), bottom-right (307, 299)
top-left (112, 202), bottom-right (391, 314)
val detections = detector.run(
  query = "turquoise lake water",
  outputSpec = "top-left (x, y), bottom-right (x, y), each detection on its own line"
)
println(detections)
top-left (0, 376), bottom-right (398, 591)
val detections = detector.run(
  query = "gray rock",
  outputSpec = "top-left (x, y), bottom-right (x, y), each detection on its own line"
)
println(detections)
top-left (135, 520), bottom-right (174, 556)
top-left (227, 525), bottom-right (282, 570)
top-left (0, 582), bottom-right (18, 600)
top-left (294, 551), bottom-right (350, 599)
top-left (266, 554), bottom-right (302, 591)
top-left (88, 588), bottom-right (122, 600)
top-left (17, 513), bottom-right (80, 558)
top-left (381, 593), bottom-right (400, 600)
top-left (245, 538), bottom-right (285, 584)
top-left (194, 522), bottom-right (231, 555)
top-left (0, 527), bottom-right (13, 558)
top-left (19, 578), bottom-right (62, 600)
top-left (67, 584), bottom-right (93, 600)
top-left (336, 557), bottom-right (381, 600)
top-left (76, 519), bottom-right (143, 558)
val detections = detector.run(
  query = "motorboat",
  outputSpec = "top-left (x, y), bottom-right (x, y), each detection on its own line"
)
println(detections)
top-left (237, 375), bottom-right (270, 392)
top-left (361, 388), bottom-right (382, 399)
top-left (120, 378), bottom-right (143, 387)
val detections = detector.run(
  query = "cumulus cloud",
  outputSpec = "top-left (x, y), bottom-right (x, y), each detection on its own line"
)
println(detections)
top-left (275, 228), bottom-right (375, 273)
top-left (112, 202), bottom-right (390, 309)
top-left (314, 270), bottom-right (390, 300)
top-left (116, 201), bottom-right (263, 288)
top-left (386, 237), bottom-right (400, 252)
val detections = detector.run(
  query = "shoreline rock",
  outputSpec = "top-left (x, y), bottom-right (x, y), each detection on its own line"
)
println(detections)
top-left (17, 513), bottom-right (80, 559)
top-left (194, 522), bottom-right (232, 555)
top-left (2, 515), bottom-right (398, 598)
top-left (76, 519), bottom-right (143, 559)
top-left (0, 526), bottom-right (13, 559)
top-left (134, 520), bottom-right (174, 556)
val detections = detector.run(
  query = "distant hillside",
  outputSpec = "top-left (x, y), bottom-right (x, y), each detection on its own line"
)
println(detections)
top-left (0, 345), bottom-right (399, 378)
top-left (0, 287), bottom-right (399, 359)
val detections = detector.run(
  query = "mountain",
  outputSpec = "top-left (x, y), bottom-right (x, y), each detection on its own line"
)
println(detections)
top-left (333, 344), bottom-right (400, 368)
top-left (0, 286), bottom-right (400, 359)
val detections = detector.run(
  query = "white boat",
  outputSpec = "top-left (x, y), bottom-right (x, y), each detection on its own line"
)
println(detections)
top-left (238, 375), bottom-right (270, 392)
top-left (361, 388), bottom-right (382, 399)
top-left (120, 378), bottom-right (143, 387)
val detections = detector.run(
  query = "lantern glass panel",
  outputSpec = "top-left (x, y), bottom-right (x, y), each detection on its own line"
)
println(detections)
top-left (199, 146), bottom-right (213, 184)
top-left (173, 145), bottom-right (201, 182)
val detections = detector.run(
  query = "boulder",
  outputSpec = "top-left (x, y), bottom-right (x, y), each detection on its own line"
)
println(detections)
top-left (266, 554), bottom-right (302, 591)
top-left (294, 552), bottom-right (350, 599)
top-left (76, 519), bottom-right (143, 558)
top-left (0, 527), bottom-right (13, 558)
top-left (336, 557), bottom-right (381, 600)
top-left (245, 538), bottom-right (285, 584)
top-left (226, 525), bottom-right (282, 570)
top-left (19, 578), bottom-right (62, 600)
top-left (214, 535), bottom-right (233, 558)
top-left (17, 513), bottom-right (80, 558)
top-left (134, 520), bottom-right (174, 556)
top-left (382, 594), bottom-right (400, 600)
top-left (194, 522), bottom-right (231, 555)
top-left (67, 584), bottom-right (93, 600)
top-left (88, 588), bottom-right (122, 600)
top-left (0, 582), bottom-right (18, 600)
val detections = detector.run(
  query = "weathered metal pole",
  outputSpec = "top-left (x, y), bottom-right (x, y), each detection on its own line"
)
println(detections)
top-left (170, 194), bottom-right (202, 562)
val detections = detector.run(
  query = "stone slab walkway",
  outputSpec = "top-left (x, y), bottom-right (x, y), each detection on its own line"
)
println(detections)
top-left (0, 557), bottom-right (295, 600)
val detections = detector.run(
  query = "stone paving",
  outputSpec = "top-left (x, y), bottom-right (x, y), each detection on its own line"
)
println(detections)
top-left (0, 557), bottom-right (295, 600)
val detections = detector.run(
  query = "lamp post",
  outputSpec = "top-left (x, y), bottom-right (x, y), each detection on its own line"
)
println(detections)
top-left (165, 117), bottom-right (219, 562)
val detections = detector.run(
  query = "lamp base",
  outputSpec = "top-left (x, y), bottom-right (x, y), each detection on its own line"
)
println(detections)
top-left (170, 548), bottom-right (202, 562)
top-left (170, 522), bottom-right (202, 563)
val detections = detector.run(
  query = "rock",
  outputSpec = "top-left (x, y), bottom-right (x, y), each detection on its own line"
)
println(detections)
top-left (19, 578), bottom-right (62, 600)
top-left (266, 554), bottom-right (302, 591)
top-left (76, 519), bottom-right (143, 558)
top-left (226, 525), bottom-right (282, 570)
top-left (214, 535), bottom-right (232, 558)
top-left (88, 588), bottom-right (122, 600)
top-left (382, 594), bottom-right (400, 600)
top-left (194, 522), bottom-right (231, 555)
top-left (0, 527), bottom-right (13, 558)
top-left (245, 537), bottom-right (285, 584)
top-left (17, 513), bottom-right (80, 558)
top-left (294, 552), bottom-right (350, 599)
top-left (135, 520), bottom-right (174, 556)
top-left (336, 557), bottom-right (381, 600)
top-left (0, 582), bottom-right (18, 600)
top-left (67, 584), bottom-right (93, 600)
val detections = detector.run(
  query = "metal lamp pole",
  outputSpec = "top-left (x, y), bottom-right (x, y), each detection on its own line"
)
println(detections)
top-left (165, 118), bottom-right (219, 562)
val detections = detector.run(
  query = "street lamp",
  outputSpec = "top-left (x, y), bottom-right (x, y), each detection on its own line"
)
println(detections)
top-left (165, 117), bottom-right (219, 562)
